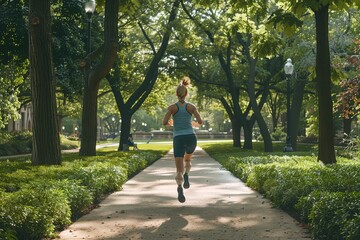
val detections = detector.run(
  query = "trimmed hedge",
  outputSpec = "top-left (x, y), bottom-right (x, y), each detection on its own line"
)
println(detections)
top-left (214, 152), bottom-right (360, 240)
top-left (297, 191), bottom-right (360, 240)
top-left (0, 150), bottom-right (162, 240)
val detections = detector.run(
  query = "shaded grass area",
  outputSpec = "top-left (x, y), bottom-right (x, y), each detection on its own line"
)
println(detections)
top-left (199, 142), bottom-right (360, 240)
top-left (0, 143), bottom-right (172, 240)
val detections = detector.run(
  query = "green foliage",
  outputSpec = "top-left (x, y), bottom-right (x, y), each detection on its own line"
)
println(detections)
top-left (0, 63), bottom-right (25, 129)
top-left (0, 131), bottom-right (32, 156)
top-left (297, 191), bottom-right (360, 240)
top-left (0, 185), bottom-right (71, 240)
top-left (0, 132), bottom-right (78, 156)
top-left (0, 149), bottom-right (164, 239)
top-left (0, 228), bottom-right (17, 240)
top-left (270, 127), bottom-right (287, 141)
top-left (68, 160), bottom-right (127, 202)
top-left (201, 141), bottom-right (360, 240)
top-left (40, 179), bottom-right (93, 219)
top-left (265, 9), bottom-right (303, 36)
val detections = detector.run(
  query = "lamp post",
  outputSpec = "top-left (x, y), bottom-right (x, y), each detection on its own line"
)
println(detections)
top-left (284, 58), bottom-right (294, 152)
top-left (85, 0), bottom-right (96, 55)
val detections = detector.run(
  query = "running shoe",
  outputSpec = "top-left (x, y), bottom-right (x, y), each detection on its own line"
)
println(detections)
top-left (177, 185), bottom-right (185, 203)
top-left (183, 173), bottom-right (190, 189)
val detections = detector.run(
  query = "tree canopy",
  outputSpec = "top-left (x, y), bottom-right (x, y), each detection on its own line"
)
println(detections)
top-left (0, 0), bottom-right (359, 161)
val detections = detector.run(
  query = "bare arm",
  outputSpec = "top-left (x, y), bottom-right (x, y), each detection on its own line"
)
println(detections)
top-left (187, 104), bottom-right (203, 125)
top-left (193, 108), bottom-right (203, 125)
top-left (163, 105), bottom-right (174, 126)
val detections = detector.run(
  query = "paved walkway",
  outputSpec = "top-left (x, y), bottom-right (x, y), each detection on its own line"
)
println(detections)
top-left (59, 147), bottom-right (311, 240)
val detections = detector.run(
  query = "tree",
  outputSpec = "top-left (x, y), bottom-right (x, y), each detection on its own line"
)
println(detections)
top-left (107, 0), bottom-right (181, 151)
top-left (334, 27), bottom-right (360, 136)
top-left (336, 75), bottom-right (360, 136)
top-left (179, 0), bottom-right (281, 151)
top-left (274, 0), bottom-right (359, 163)
top-left (314, 3), bottom-right (336, 164)
top-left (79, 0), bottom-right (119, 156)
top-left (29, 0), bottom-right (61, 165)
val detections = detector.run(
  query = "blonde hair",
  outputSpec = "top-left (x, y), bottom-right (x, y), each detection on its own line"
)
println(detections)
top-left (176, 76), bottom-right (191, 101)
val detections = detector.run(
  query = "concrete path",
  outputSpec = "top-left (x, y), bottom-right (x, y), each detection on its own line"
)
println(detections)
top-left (59, 147), bottom-right (311, 240)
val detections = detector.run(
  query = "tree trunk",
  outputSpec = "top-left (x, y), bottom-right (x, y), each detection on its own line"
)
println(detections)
top-left (314, 5), bottom-right (336, 164)
top-left (80, 0), bottom-right (119, 156)
top-left (247, 58), bottom-right (273, 152)
top-left (119, 111), bottom-right (132, 151)
top-left (343, 117), bottom-right (352, 137)
top-left (79, 72), bottom-right (99, 156)
top-left (242, 120), bottom-right (253, 149)
top-left (219, 97), bottom-right (242, 148)
top-left (29, 0), bottom-right (61, 165)
top-left (290, 77), bottom-right (306, 151)
top-left (231, 118), bottom-right (241, 148)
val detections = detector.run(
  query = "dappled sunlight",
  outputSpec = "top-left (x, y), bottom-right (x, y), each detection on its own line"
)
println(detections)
top-left (59, 148), bottom-right (311, 240)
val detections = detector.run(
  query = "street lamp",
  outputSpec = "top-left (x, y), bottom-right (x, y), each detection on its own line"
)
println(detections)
top-left (284, 58), bottom-right (294, 152)
top-left (85, 0), bottom-right (96, 55)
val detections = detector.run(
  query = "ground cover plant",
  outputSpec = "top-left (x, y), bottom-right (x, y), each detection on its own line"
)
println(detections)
top-left (0, 143), bottom-right (171, 240)
top-left (199, 142), bottom-right (360, 240)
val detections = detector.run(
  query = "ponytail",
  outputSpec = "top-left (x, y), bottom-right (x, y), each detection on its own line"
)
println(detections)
top-left (176, 76), bottom-right (191, 101)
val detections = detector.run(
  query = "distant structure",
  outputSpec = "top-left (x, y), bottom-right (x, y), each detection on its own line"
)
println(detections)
top-left (7, 104), bottom-right (33, 132)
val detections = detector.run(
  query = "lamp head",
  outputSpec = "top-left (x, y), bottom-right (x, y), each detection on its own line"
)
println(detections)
top-left (284, 58), bottom-right (294, 75)
top-left (85, 0), bottom-right (96, 14)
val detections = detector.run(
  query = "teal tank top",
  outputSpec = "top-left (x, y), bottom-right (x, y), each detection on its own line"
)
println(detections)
top-left (173, 102), bottom-right (195, 137)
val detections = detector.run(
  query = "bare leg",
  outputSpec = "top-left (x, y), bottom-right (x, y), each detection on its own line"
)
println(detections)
top-left (183, 153), bottom-right (192, 189)
top-left (175, 157), bottom-right (184, 185)
top-left (184, 153), bottom-right (192, 173)
top-left (175, 157), bottom-right (186, 203)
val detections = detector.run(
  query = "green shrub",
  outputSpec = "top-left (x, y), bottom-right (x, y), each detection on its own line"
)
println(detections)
top-left (297, 191), bottom-right (360, 240)
top-left (0, 132), bottom-right (79, 156)
top-left (0, 131), bottom-right (32, 155)
top-left (202, 142), bottom-right (360, 240)
top-left (0, 149), bottom-right (163, 239)
top-left (59, 135), bottom-right (79, 150)
top-left (245, 159), bottom-right (360, 211)
top-left (126, 153), bottom-right (149, 176)
top-left (0, 228), bottom-right (17, 240)
top-left (38, 179), bottom-right (94, 219)
top-left (0, 183), bottom-right (71, 240)
top-left (271, 128), bottom-right (287, 141)
top-left (69, 161), bottom-right (127, 202)
top-left (224, 156), bottom-right (274, 181)
top-left (338, 135), bottom-right (360, 159)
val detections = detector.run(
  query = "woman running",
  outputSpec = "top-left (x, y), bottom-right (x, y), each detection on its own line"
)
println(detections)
top-left (163, 76), bottom-right (203, 203)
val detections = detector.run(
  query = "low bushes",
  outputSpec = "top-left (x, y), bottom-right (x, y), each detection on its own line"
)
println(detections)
top-left (1, 185), bottom-right (71, 240)
top-left (297, 191), bottom-right (360, 240)
top-left (0, 132), bottom-right (79, 156)
top-left (202, 143), bottom-right (360, 240)
top-left (0, 132), bottom-right (32, 156)
top-left (0, 150), bottom-right (163, 240)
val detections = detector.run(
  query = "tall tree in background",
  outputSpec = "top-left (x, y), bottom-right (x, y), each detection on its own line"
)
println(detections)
top-left (29, 0), bottom-right (61, 165)
top-left (108, 0), bottom-right (181, 151)
top-left (313, 3), bottom-right (336, 164)
top-left (278, 0), bottom-right (359, 164)
top-left (79, 0), bottom-right (119, 156)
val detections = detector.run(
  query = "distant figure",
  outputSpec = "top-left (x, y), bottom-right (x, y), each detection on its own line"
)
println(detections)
top-left (147, 133), bottom-right (154, 144)
top-left (128, 134), bottom-right (138, 150)
top-left (163, 76), bottom-right (203, 203)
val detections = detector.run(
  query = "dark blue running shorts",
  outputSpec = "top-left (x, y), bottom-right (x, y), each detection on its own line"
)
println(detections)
top-left (173, 134), bottom-right (197, 158)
